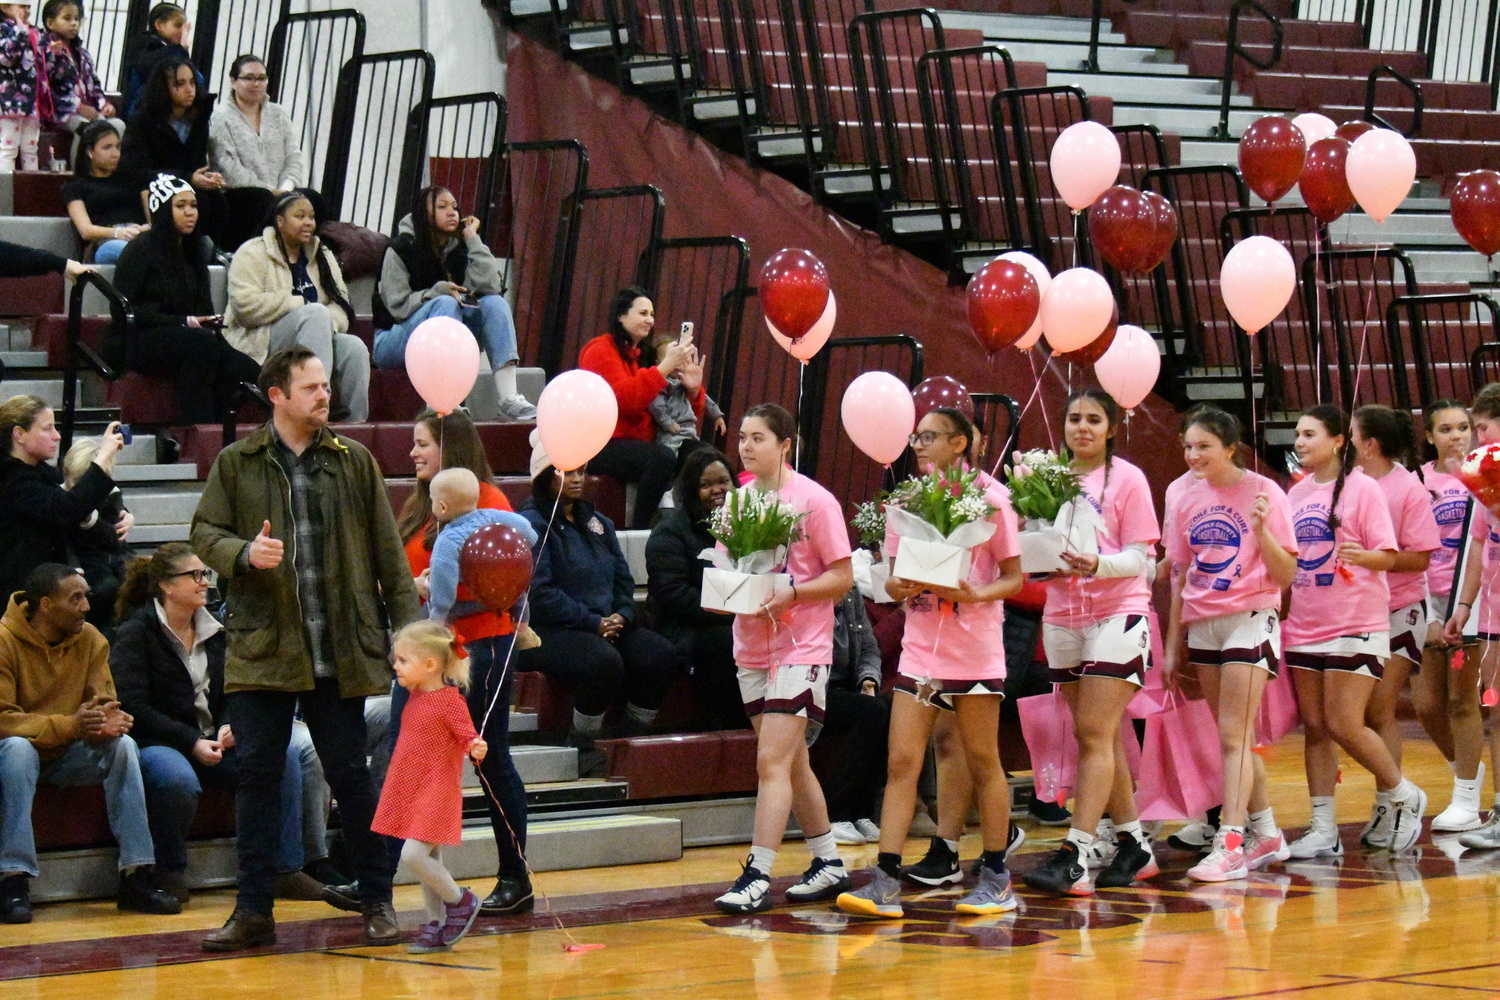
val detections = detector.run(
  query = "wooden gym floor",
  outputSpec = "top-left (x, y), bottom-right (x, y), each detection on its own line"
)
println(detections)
top-left (4, 733), bottom-right (1500, 1000)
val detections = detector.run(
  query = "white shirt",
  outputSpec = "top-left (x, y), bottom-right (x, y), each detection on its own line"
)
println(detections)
top-left (154, 600), bottom-right (225, 736)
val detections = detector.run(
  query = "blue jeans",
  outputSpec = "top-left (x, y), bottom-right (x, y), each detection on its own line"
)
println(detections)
top-left (0, 736), bottom-right (156, 876)
top-left (137, 741), bottom-right (304, 875)
top-left (93, 239), bottom-right (127, 264)
top-left (372, 293), bottom-right (518, 371)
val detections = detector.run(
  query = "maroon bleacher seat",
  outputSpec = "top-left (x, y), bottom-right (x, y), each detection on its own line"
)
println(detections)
top-left (0, 275), bottom-right (61, 319)
top-left (596, 730), bottom-right (759, 798)
top-left (11, 171), bottom-right (71, 217)
top-left (33, 785), bottom-right (235, 851)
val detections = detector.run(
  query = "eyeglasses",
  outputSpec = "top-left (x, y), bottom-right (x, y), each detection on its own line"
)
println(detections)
top-left (236, 74), bottom-right (268, 83)
top-left (908, 431), bottom-right (957, 447)
top-left (170, 569), bottom-right (212, 583)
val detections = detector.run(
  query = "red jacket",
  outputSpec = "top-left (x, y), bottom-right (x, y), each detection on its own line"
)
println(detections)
top-left (578, 333), bottom-right (704, 443)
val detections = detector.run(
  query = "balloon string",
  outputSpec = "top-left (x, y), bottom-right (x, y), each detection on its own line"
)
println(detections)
top-left (1346, 242), bottom-right (1381, 412)
top-left (1313, 234), bottom-right (1323, 404)
top-left (795, 363), bottom-right (804, 471)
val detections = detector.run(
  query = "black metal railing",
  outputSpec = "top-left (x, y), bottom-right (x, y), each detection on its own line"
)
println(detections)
top-left (710, 286), bottom-right (804, 428)
top-left (402, 94), bottom-right (509, 233)
top-left (994, 85), bottom-right (1089, 272)
top-left (1392, 293), bottom-right (1500, 404)
top-left (1363, 65), bottom-right (1425, 137)
top-left (971, 392), bottom-right (1021, 472)
top-left (323, 49), bottom-right (436, 232)
top-left (1087, 0), bottom-right (1141, 73)
top-left (650, 236), bottom-right (752, 422)
top-left (1473, 342), bottom-right (1500, 393)
top-left (92, 1), bottom-right (137, 95)
top-left (1304, 246), bottom-right (1421, 413)
top-left (544, 185), bottom-right (666, 374)
top-left (848, 7), bottom-right (945, 211)
top-left (186, 0), bottom-right (290, 92)
top-left (492, 140), bottom-right (590, 368)
top-left (1215, 0), bottom-right (1283, 139)
top-left (59, 273), bottom-right (127, 456)
top-left (268, 10), bottom-right (368, 210)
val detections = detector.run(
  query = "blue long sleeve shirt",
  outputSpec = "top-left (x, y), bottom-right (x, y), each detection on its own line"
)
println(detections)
top-left (428, 508), bottom-right (537, 624)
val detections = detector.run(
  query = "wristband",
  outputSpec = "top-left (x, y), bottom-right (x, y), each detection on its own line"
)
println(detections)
top-left (1460, 601), bottom-right (1473, 608)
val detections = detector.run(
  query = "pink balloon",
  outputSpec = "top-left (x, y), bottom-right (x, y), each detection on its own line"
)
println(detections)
top-left (1039, 268), bottom-right (1115, 353)
top-left (1346, 128), bottom-right (1416, 223)
top-left (840, 371), bottom-right (916, 466)
top-left (1219, 235), bottom-right (1296, 335)
top-left (1049, 121), bottom-right (1122, 211)
top-left (1094, 324), bottom-right (1160, 409)
top-left (997, 251), bottom-right (1051, 350)
top-left (536, 370), bottom-right (618, 472)
top-left (768, 291), bottom-right (836, 362)
top-left (1291, 112), bottom-right (1337, 145)
top-left (404, 316), bottom-right (480, 415)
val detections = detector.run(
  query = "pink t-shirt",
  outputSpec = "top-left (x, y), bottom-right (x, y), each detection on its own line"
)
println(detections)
top-left (1164, 471), bottom-right (1296, 624)
top-left (1468, 508), bottom-right (1500, 634)
top-left (1044, 459), bottom-right (1160, 629)
top-left (1163, 470), bottom-right (1196, 530)
top-left (887, 472), bottom-right (1020, 681)
top-left (731, 470), bottom-right (853, 669)
top-left (1283, 469), bottom-right (1397, 646)
top-left (1424, 461), bottom-right (1472, 600)
top-left (1370, 464), bottom-right (1440, 611)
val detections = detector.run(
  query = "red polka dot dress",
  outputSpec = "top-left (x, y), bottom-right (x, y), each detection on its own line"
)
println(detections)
top-left (372, 685), bottom-right (479, 845)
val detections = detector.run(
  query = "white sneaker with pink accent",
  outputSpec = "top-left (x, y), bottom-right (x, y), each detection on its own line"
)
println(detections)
top-left (1244, 830), bottom-right (1291, 871)
top-left (1187, 845), bottom-right (1248, 882)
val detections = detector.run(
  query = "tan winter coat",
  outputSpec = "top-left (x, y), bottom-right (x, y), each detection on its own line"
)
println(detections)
top-left (0, 594), bottom-right (114, 760)
top-left (224, 227), bottom-right (351, 363)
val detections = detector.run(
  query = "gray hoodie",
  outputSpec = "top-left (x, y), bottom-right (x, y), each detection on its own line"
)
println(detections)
top-left (377, 212), bottom-right (506, 324)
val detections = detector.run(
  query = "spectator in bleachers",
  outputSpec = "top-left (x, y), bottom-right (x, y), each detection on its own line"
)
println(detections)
top-left (372, 185), bottom-right (537, 421)
top-left (644, 446), bottom-right (744, 730)
top-left (61, 436), bottom-right (131, 633)
top-left (209, 54), bottom-right (306, 252)
top-left (823, 586), bottom-right (889, 845)
top-left (120, 2), bottom-right (190, 120)
top-left (0, 396), bottom-right (126, 602)
top-left (0, 563), bottom-right (181, 923)
top-left (224, 190), bottom-right (369, 422)
top-left (0, 1), bottom-right (50, 172)
top-left (42, 1), bottom-right (123, 138)
top-left (0, 236), bottom-right (87, 278)
top-left (112, 173), bottom-right (261, 424)
top-left (108, 544), bottom-right (356, 909)
top-left (515, 436), bottom-right (682, 775)
top-left (121, 57), bottom-right (229, 247)
top-left (579, 286), bottom-right (701, 529)
top-left (65, 120), bottom-right (149, 264)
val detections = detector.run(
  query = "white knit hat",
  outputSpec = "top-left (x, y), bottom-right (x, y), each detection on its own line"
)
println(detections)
top-left (528, 429), bottom-right (551, 481)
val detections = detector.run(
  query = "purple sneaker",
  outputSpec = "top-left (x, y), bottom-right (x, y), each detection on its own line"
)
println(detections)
top-left (440, 888), bottom-right (481, 947)
top-left (408, 920), bottom-right (447, 954)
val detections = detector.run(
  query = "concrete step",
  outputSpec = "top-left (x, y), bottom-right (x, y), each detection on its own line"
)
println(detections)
top-left (120, 486), bottom-right (204, 525)
top-left (126, 523), bottom-right (191, 544)
top-left (110, 462), bottom-right (200, 484)
top-left (0, 216), bottom-right (79, 259)
top-left (76, 266), bottom-right (229, 316)
top-left (1111, 104), bottom-right (1268, 138)
top-left (992, 39), bottom-right (1189, 75)
top-left (471, 745), bottom-right (578, 787)
top-left (0, 349), bottom-right (48, 367)
top-left (937, 10), bottom-right (1121, 44)
top-left (1178, 138), bottom-right (1239, 166)
top-left (1048, 70), bottom-right (1248, 104)
top-left (1406, 250), bottom-right (1496, 284)
top-left (1, 378), bottom-right (63, 408)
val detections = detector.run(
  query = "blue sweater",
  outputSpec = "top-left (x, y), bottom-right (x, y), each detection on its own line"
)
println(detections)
top-left (428, 508), bottom-right (536, 623)
top-left (519, 498), bottom-right (635, 632)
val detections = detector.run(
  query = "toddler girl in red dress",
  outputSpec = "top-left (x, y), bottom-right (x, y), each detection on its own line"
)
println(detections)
top-left (373, 620), bottom-right (490, 953)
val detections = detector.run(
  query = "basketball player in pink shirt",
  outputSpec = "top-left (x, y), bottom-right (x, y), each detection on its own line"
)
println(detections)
top-left (1162, 406), bottom-right (1296, 882)
top-left (1026, 389), bottom-right (1160, 896)
top-left (1349, 405), bottom-right (1442, 845)
top-left (837, 406), bottom-right (1022, 918)
top-left (714, 404), bottom-right (855, 914)
top-left (1415, 400), bottom-right (1487, 832)
top-left (1283, 406), bottom-right (1425, 858)
top-left (1445, 384), bottom-right (1500, 849)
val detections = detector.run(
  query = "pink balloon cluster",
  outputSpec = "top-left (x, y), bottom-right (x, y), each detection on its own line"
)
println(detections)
top-left (1048, 121), bottom-right (1122, 212)
top-left (1237, 114), bottom-right (1415, 223)
top-left (840, 371), bottom-right (916, 466)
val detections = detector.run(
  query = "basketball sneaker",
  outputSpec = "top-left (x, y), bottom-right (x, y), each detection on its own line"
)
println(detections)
top-left (1360, 800), bottom-right (1392, 848)
top-left (1082, 820), bottom-right (1118, 870)
top-left (904, 837), bottom-right (961, 887)
top-left (1168, 819), bottom-right (1217, 852)
top-left (955, 866), bottom-right (1018, 915)
top-left (1244, 830), bottom-right (1291, 871)
top-left (1094, 835), bottom-right (1160, 888)
top-left (784, 857), bottom-right (851, 902)
top-left (1459, 811), bottom-right (1500, 849)
top-left (829, 821), bottom-right (865, 845)
top-left (1432, 764), bottom-right (1486, 833)
top-left (1287, 823), bottom-right (1345, 859)
top-left (1023, 844), bottom-right (1091, 896)
top-left (1386, 785), bottom-right (1428, 853)
top-left (854, 818), bottom-right (882, 841)
top-left (837, 867), bottom-right (904, 918)
top-left (715, 860), bottom-right (772, 914)
top-left (1187, 845), bottom-right (1248, 882)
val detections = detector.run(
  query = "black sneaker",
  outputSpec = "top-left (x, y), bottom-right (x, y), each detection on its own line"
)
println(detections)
top-left (904, 836), bottom-right (961, 886)
top-left (1094, 835), bottom-right (1161, 888)
top-left (117, 868), bottom-right (182, 915)
top-left (784, 857), bottom-right (851, 902)
top-left (1028, 795), bottom-right (1072, 826)
top-left (1023, 844), bottom-right (1091, 896)
top-left (970, 824), bottom-right (1028, 877)
top-left (0, 874), bottom-right (31, 924)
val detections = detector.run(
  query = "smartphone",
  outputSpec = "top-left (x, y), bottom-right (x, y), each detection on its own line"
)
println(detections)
top-left (117, 423), bottom-right (133, 445)
top-left (678, 321), bottom-right (694, 345)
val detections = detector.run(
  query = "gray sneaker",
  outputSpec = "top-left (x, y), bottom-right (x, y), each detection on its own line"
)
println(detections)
top-left (1459, 812), bottom-right (1500, 850)
top-left (496, 394), bottom-right (538, 421)
top-left (836, 867), bottom-right (903, 918)
top-left (955, 865), bottom-right (1018, 915)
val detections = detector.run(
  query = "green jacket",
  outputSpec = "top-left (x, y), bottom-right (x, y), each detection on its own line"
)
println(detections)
top-left (190, 423), bottom-right (421, 695)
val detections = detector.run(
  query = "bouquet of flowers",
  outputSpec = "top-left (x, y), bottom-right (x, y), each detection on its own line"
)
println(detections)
top-left (852, 499), bottom-right (886, 549)
top-left (1458, 443), bottom-right (1500, 512)
top-left (1004, 448), bottom-right (1098, 572)
top-left (883, 464), bottom-right (999, 588)
top-left (699, 487), bottom-right (804, 614)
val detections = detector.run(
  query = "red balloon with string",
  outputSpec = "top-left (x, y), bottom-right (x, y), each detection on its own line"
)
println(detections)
top-left (1335, 120), bottom-right (1375, 143)
top-left (967, 258), bottom-right (1040, 352)
top-left (912, 376), bottom-right (974, 420)
top-left (1088, 185), bottom-right (1159, 274)
top-left (1238, 116), bottom-right (1306, 204)
top-left (459, 524), bottom-right (534, 612)
top-left (1299, 136), bottom-right (1356, 224)
top-left (1451, 169), bottom-right (1500, 259)
top-left (759, 249), bottom-right (830, 342)
top-left (1141, 190), bottom-right (1178, 271)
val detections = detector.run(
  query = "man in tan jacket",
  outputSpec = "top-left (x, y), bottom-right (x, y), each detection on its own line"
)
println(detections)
top-left (0, 564), bottom-right (180, 923)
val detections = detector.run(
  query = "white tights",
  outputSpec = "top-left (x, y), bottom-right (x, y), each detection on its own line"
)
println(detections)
top-left (0, 116), bottom-right (40, 172)
top-left (400, 838), bottom-right (462, 922)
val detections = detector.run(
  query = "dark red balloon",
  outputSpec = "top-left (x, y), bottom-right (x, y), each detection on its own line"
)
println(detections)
top-left (459, 524), bottom-right (533, 612)
top-left (759, 248), bottom-right (830, 342)
top-left (1452, 169), bottom-right (1500, 258)
top-left (1057, 302), bottom-right (1119, 365)
top-left (966, 258), bottom-right (1040, 352)
top-left (1088, 185), bottom-right (1159, 273)
top-left (1141, 190), bottom-right (1178, 271)
top-left (1238, 116), bottom-right (1306, 205)
top-left (1335, 120), bottom-right (1376, 143)
top-left (1299, 136), bottom-right (1356, 224)
top-left (912, 376), bottom-right (974, 421)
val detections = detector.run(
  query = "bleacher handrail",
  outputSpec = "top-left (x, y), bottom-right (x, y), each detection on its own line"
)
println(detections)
top-left (1215, 0), bottom-right (1283, 139)
top-left (1389, 292), bottom-right (1500, 404)
top-left (1087, 0), bottom-right (1141, 74)
top-left (60, 273), bottom-right (129, 457)
top-left (801, 334), bottom-right (924, 484)
top-left (847, 7), bottom-right (948, 208)
top-left (1363, 64), bottom-right (1425, 137)
top-left (1300, 245), bottom-right (1420, 414)
top-left (992, 84), bottom-right (1089, 272)
top-left (400, 92), bottom-right (510, 233)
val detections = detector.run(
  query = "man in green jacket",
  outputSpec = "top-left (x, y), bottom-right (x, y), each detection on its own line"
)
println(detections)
top-left (191, 346), bottom-right (420, 950)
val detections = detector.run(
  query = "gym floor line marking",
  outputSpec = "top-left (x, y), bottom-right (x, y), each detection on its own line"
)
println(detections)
top-left (324, 950), bottom-right (494, 971)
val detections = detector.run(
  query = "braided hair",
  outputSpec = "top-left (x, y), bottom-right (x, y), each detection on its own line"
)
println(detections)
top-left (267, 190), bottom-right (354, 326)
top-left (1065, 387), bottom-right (1120, 506)
top-left (1301, 404), bottom-right (1350, 530)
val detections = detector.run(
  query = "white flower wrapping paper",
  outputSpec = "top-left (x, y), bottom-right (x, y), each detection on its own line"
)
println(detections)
top-left (884, 505), bottom-right (998, 588)
top-left (698, 547), bottom-right (792, 615)
top-left (1018, 495), bottom-right (1101, 573)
